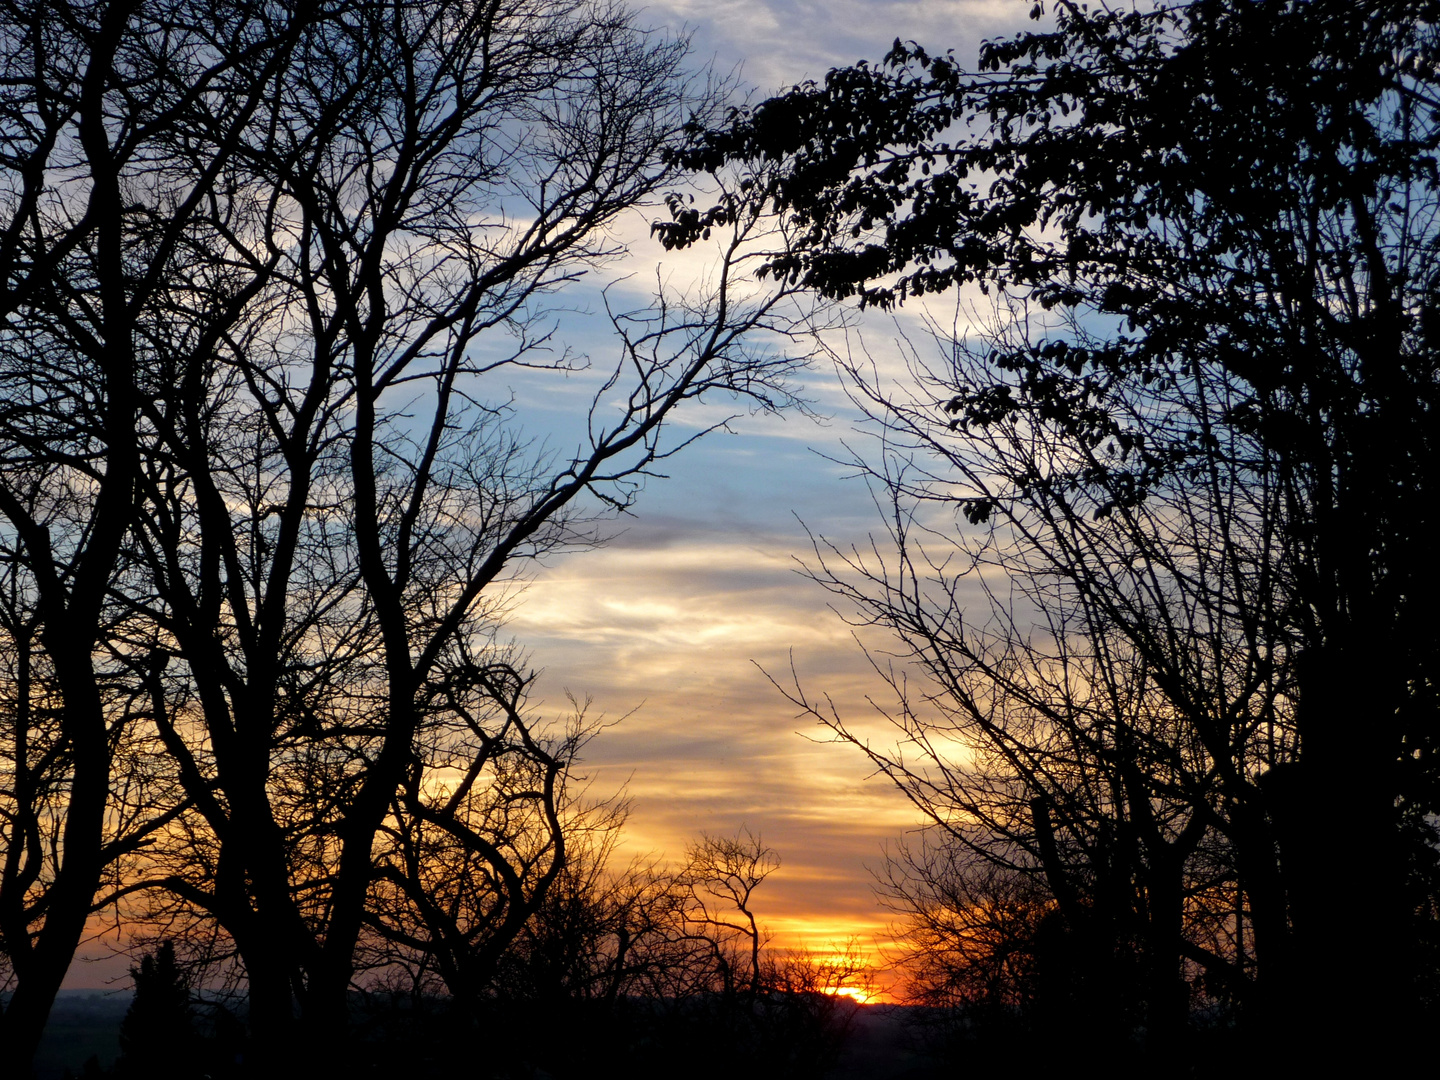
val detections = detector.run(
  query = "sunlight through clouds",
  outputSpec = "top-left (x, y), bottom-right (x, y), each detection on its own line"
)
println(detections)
top-left (485, 0), bottom-right (1034, 975)
top-left (506, 497), bottom-right (926, 943)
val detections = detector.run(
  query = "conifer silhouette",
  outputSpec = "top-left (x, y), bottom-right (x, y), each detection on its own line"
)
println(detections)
top-left (117, 942), bottom-right (195, 1079)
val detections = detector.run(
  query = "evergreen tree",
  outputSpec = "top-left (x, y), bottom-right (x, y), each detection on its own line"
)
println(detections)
top-left (117, 943), bottom-right (195, 1079)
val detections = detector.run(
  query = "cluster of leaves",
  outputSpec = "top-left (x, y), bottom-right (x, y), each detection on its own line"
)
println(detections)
top-left (677, 0), bottom-right (1440, 481)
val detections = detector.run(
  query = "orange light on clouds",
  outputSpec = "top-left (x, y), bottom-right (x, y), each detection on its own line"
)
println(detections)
top-left (512, 482), bottom-right (926, 986)
top-left (468, 2), bottom-right (1039, 1014)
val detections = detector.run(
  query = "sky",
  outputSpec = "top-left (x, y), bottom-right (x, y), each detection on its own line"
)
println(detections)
top-left (61, 0), bottom-right (1036, 996)
top-left (496, 0), bottom-right (1037, 987)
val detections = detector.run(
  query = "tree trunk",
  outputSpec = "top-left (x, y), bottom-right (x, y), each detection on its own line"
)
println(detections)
top-left (242, 950), bottom-right (299, 1068)
top-left (1283, 641), bottom-right (1407, 1064)
top-left (1230, 790), bottom-right (1293, 1046)
top-left (0, 658), bottom-right (112, 1075)
top-left (1143, 856), bottom-right (1188, 1060)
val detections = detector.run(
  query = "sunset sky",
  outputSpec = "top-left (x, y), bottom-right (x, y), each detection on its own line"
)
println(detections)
top-left (502, 0), bottom-right (1032, 983)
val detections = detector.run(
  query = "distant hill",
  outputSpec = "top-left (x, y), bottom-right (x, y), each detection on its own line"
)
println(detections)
top-left (10, 993), bottom-right (953, 1079)
top-left (28, 990), bottom-right (131, 1079)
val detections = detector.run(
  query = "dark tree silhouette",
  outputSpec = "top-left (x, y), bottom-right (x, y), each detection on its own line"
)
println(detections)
top-left (0, 0), bottom-right (814, 1072)
top-left (484, 825), bottom-right (786, 1010)
top-left (116, 942), bottom-right (196, 1079)
top-left (0, 2), bottom-right (314, 1068)
top-left (358, 680), bottom-right (620, 1013)
top-left (773, 325), bottom-right (1282, 1059)
top-left (473, 826), bottom-right (866, 1080)
top-left (678, 828), bottom-right (779, 998)
top-left (115, 0), bottom-right (807, 1051)
top-left (688, 0), bottom-right (1440, 1058)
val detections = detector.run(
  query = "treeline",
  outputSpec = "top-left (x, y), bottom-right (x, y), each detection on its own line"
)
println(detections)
top-left (94, 832), bottom-right (868, 1079)
top-left (674, 0), bottom-right (1440, 1067)
top-left (0, 1), bottom-right (814, 1075)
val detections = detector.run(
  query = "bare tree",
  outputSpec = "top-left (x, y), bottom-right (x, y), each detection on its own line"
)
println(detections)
top-left (358, 666), bottom-right (613, 1011)
top-left (875, 843), bottom-right (1047, 1016)
top-left (0, 0), bottom-right (814, 1067)
top-left (0, 2), bottom-right (326, 1069)
top-left (93, 0), bottom-right (813, 1060)
top-left (678, 828), bottom-right (779, 997)
top-left (686, 0), bottom-right (1440, 1050)
top-left (774, 305), bottom-right (1296, 1052)
top-left (471, 801), bottom-right (741, 1017)
top-left (465, 823), bottom-right (785, 1011)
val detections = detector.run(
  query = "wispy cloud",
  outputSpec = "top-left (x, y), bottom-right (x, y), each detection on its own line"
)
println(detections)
top-left (503, 406), bottom-right (978, 959)
top-left (648, 0), bottom-right (1033, 92)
